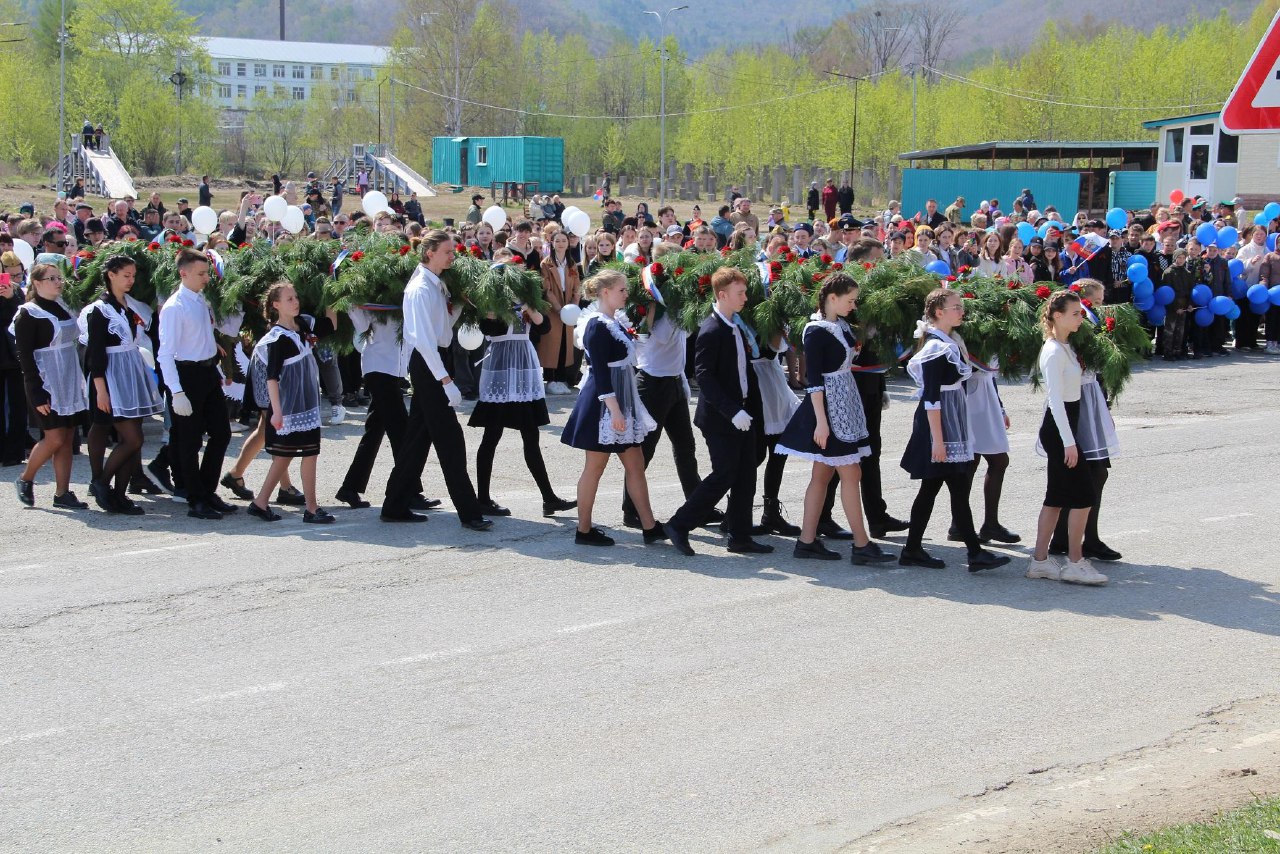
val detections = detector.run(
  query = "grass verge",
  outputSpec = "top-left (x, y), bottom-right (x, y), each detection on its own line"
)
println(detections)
top-left (1095, 795), bottom-right (1280, 853)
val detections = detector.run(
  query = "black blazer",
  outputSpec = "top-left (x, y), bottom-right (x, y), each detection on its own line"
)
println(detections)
top-left (693, 311), bottom-right (762, 435)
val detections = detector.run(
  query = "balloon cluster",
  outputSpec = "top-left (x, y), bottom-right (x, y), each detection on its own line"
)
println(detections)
top-left (1126, 254), bottom-right (1168, 325)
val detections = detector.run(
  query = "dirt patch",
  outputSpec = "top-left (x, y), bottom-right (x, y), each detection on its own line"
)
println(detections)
top-left (837, 694), bottom-right (1280, 853)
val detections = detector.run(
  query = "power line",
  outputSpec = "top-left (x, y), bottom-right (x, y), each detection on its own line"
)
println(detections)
top-left (925, 67), bottom-right (1222, 112)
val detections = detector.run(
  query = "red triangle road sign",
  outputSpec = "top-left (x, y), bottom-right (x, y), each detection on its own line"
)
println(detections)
top-left (1223, 9), bottom-right (1280, 133)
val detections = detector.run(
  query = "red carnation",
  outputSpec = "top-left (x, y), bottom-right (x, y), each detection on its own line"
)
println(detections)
top-left (512, 254), bottom-right (525, 264)
top-left (181, 239), bottom-right (194, 248)
top-left (674, 267), bottom-right (684, 275)
top-left (832, 262), bottom-right (844, 271)
top-left (78, 250), bottom-right (95, 260)
top-left (813, 273), bottom-right (826, 283)
top-left (1105, 316), bottom-right (1116, 332)
top-left (166, 234), bottom-right (181, 243)
top-left (650, 262), bottom-right (664, 276)
top-left (125, 236), bottom-right (138, 242)
top-left (863, 262), bottom-right (873, 270)
top-left (958, 265), bottom-right (972, 274)
top-left (147, 242), bottom-right (160, 251)
top-left (1068, 283), bottom-right (1080, 292)
top-left (635, 304), bottom-right (648, 317)
top-left (769, 261), bottom-right (782, 276)
top-left (784, 252), bottom-right (796, 263)
top-left (1081, 298), bottom-right (1093, 308)
top-left (697, 274), bottom-right (711, 286)
top-left (945, 275), bottom-right (957, 282)
top-left (238, 242), bottom-right (250, 249)
top-left (820, 254), bottom-right (833, 264)
top-left (399, 245), bottom-right (411, 256)
top-left (470, 245), bottom-right (483, 257)
top-left (1036, 285), bottom-right (1052, 299)
top-left (351, 251), bottom-right (364, 262)
top-left (1007, 281), bottom-right (1021, 290)
top-left (963, 291), bottom-right (976, 299)
top-left (720, 248), bottom-right (731, 256)
top-left (634, 256), bottom-right (647, 266)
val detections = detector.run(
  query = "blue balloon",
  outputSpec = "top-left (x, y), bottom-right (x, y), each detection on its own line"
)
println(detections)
top-left (1127, 263), bottom-right (1150, 284)
top-left (1265, 202), bottom-right (1280, 221)
top-left (1134, 294), bottom-right (1155, 311)
top-left (1228, 258), bottom-right (1245, 278)
top-left (1210, 295), bottom-right (1233, 316)
top-left (1247, 284), bottom-right (1269, 303)
top-left (1195, 222), bottom-right (1218, 245)
top-left (1155, 285), bottom-right (1175, 306)
top-left (1270, 233), bottom-right (1279, 252)
top-left (1191, 284), bottom-right (1212, 306)
top-left (1106, 207), bottom-right (1128, 230)
top-left (1271, 285), bottom-right (1280, 306)
top-left (1038, 222), bottom-right (1053, 239)
top-left (1257, 212), bottom-right (1271, 226)
top-left (1216, 226), bottom-right (1239, 249)
top-left (1227, 304), bottom-right (1242, 321)
top-left (1250, 299), bottom-right (1271, 314)
top-left (1194, 307), bottom-right (1214, 326)
top-left (1016, 222), bottom-right (1035, 243)
top-left (1146, 305), bottom-right (1166, 326)
top-left (1129, 253), bottom-right (1148, 270)
top-left (1133, 279), bottom-right (1154, 300)
top-left (925, 259), bottom-right (950, 276)
top-left (1231, 277), bottom-right (1248, 300)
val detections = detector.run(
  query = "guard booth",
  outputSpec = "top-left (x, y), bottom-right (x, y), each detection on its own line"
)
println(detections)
top-left (897, 140), bottom-right (1158, 219)
top-left (431, 136), bottom-right (564, 193)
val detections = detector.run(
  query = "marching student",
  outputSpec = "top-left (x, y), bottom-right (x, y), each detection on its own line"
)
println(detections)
top-left (774, 273), bottom-right (895, 565)
top-left (560, 269), bottom-right (667, 546)
top-left (1026, 291), bottom-right (1108, 586)
top-left (899, 289), bottom-right (1010, 571)
top-left (12, 263), bottom-right (89, 508)
top-left (157, 249), bottom-right (237, 520)
top-left (245, 283), bottom-right (337, 523)
top-left (950, 353), bottom-right (1020, 545)
top-left (84, 256), bottom-right (165, 514)
top-left (469, 250), bottom-right (577, 517)
top-left (380, 230), bottom-right (492, 529)
top-left (663, 267), bottom-right (771, 556)
top-left (751, 331), bottom-right (802, 536)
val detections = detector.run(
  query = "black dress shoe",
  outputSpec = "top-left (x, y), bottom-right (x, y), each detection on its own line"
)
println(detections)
top-left (728, 539), bottom-right (775, 554)
top-left (851, 542), bottom-right (896, 565)
top-left (967, 549), bottom-right (1012, 572)
top-left (276, 486), bottom-right (305, 506)
top-left (664, 523), bottom-right (694, 555)
top-left (147, 457), bottom-right (174, 492)
top-left (701, 508), bottom-right (725, 528)
top-left (979, 523), bottom-right (1022, 544)
top-left (128, 473), bottom-right (164, 495)
top-left (460, 516), bottom-right (493, 531)
top-left (207, 494), bottom-right (239, 514)
top-left (303, 508), bottom-right (335, 524)
top-left (1, 457), bottom-right (24, 467)
top-left (622, 512), bottom-right (644, 529)
top-left (869, 516), bottom-right (910, 538)
top-left (1048, 542), bottom-right (1068, 556)
top-left (380, 509), bottom-right (428, 523)
top-left (88, 479), bottom-right (118, 512)
top-left (409, 494), bottom-right (442, 510)
top-left (52, 490), bottom-right (88, 509)
top-left (639, 522), bottom-right (666, 544)
top-left (575, 526), bottom-right (615, 546)
top-left (480, 499), bottom-right (511, 517)
top-left (247, 502), bottom-right (282, 522)
top-left (111, 497), bottom-right (146, 516)
top-left (542, 496), bottom-right (577, 517)
top-left (1083, 541), bottom-right (1123, 562)
top-left (15, 477), bottom-right (33, 507)
top-left (220, 473), bottom-right (255, 500)
top-left (817, 518), bottom-right (854, 540)
top-left (188, 502), bottom-right (224, 520)
top-left (794, 538), bottom-right (841, 560)
top-left (898, 547), bottom-right (945, 569)
top-left (947, 527), bottom-right (966, 543)
top-left (335, 488), bottom-right (371, 509)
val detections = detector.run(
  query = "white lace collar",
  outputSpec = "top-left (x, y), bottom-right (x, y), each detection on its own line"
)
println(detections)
top-left (907, 328), bottom-right (971, 388)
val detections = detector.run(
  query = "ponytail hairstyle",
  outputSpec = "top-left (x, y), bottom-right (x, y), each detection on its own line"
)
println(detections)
top-left (263, 281), bottom-right (294, 323)
top-left (1041, 290), bottom-right (1082, 339)
top-left (102, 255), bottom-right (137, 300)
top-left (816, 272), bottom-right (858, 317)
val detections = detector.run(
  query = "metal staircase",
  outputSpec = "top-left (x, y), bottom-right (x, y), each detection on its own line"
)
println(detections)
top-left (326, 145), bottom-right (436, 197)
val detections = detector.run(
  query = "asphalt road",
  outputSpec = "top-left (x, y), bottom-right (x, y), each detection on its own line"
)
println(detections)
top-left (2, 352), bottom-right (1278, 853)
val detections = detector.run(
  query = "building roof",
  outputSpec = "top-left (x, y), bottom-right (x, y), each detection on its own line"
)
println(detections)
top-left (199, 37), bottom-right (389, 66)
top-left (899, 140), bottom-right (1158, 162)
top-left (1141, 111), bottom-right (1222, 130)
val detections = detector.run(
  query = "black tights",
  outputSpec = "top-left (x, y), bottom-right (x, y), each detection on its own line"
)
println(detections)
top-left (907, 472), bottom-right (980, 553)
top-left (1053, 462), bottom-right (1109, 547)
top-left (762, 439), bottom-right (787, 503)
top-left (476, 423), bottom-right (555, 502)
top-left (91, 419), bottom-right (144, 499)
top-left (970, 452), bottom-right (1009, 529)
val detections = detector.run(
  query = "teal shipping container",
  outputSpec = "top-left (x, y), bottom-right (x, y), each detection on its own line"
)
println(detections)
top-left (432, 136), bottom-right (564, 192)
top-left (900, 170), bottom-right (1081, 222)
top-left (1108, 171), bottom-right (1157, 211)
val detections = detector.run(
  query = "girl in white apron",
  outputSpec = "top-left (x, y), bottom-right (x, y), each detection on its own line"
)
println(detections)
top-left (774, 273), bottom-right (895, 565)
top-left (951, 352), bottom-right (1020, 545)
top-left (752, 333), bottom-right (802, 535)
top-left (12, 263), bottom-right (89, 509)
top-left (899, 289), bottom-right (1009, 572)
top-left (469, 290), bottom-right (577, 518)
top-left (83, 256), bottom-right (164, 514)
top-left (246, 282), bottom-right (337, 524)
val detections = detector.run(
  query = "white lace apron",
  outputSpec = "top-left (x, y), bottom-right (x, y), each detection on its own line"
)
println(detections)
top-left (21, 303), bottom-right (88, 416)
top-left (480, 322), bottom-right (544, 403)
top-left (965, 358), bottom-right (1009, 455)
top-left (908, 329), bottom-right (974, 463)
top-left (250, 326), bottom-right (322, 434)
top-left (751, 356), bottom-right (799, 436)
top-left (809, 319), bottom-right (868, 444)
top-left (594, 317), bottom-right (656, 445)
top-left (1076, 370), bottom-right (1119, 461)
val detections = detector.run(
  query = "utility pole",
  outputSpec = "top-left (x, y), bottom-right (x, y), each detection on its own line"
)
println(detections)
top-left (57, 0), bottom-right (66, 191)
top-left (642, 5), bottom-right (688, 206)
top-left (279, 0), bottom-right (285, 40)
top-left (910, 64), bottom-right (918, 151)
top-left (170, 62), bottom-right (188, 174)
top-left (826, 69), bottom-right (866, 179)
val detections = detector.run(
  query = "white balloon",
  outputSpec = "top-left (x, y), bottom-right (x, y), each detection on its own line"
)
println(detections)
top-left (482, 205), bottom-right (507, 230)
top-left (561, 205), bottom-right (582, 220)
top-left (456, 324), bottom-right (484, 351)
top-left (11, 239), bottom-right (34, 270)
top-left (362, 191), bottom-right (388, 218)
top-left (282, 205), bottom-right (306, 234)
top-left (560, 304), bottom-right (581, 327)
top-left (262, 194), bottom-right (288, 222)
top-left (565, 209), bottom-right (591, 238)
top-left (191, 206), bottom-right (218, 235)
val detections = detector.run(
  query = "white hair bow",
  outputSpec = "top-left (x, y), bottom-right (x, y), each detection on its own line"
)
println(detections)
top-left (914, 319), bottom-right (930, 339)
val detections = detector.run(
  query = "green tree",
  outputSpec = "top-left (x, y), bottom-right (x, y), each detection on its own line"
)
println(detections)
top-left (248, 90), bottom-right (310, 176)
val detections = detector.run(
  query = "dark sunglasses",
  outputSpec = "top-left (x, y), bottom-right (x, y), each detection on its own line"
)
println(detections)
top-left (50, 241), bottom-right (67, 248)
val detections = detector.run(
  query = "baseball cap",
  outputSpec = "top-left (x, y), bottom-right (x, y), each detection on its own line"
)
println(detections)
top-left (1108, 229), bottom-right (1123, 238)
top-left (18, 202), bottom-right (34, 214)
top-left (177, 197), bottom-right (189, 204)
top-left (664, 224), bottom-right (683, 236)
top-left (75, 202), bottom-right (92, 211)
top-left (1086, 218), bottom-right (1105, 229)
top-left (1028, 236), bottom-right (1044, 247)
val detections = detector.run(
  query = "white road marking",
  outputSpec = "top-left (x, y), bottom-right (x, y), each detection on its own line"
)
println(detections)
top-left (1203, 512), bottom-right (1254, 523)
top-left (191, 682), bottom-right (287, 704)
top-left (376, 648), bottom-right (470, 667)
top-left (2, 563), bottom-right (43, 572)
top-left (110, 543), bottom-right (208, 558)
top-left (557, 619), bottom-right (621, 634)
top-left (0, 727), bottom-right (67, 746)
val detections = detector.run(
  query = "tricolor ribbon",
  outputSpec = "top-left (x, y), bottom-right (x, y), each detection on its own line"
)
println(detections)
top-left (640, 264), bottom-right (665, 305)
top-left (850, 364), bottom-right (887, 373)
top-left (206, 249), bottom-right (225, 280)
top-left (331, 248), bottom-right (351, 277)
top-left (756, 261), bottom-right (771, 297)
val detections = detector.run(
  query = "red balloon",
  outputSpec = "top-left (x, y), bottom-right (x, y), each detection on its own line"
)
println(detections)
top-left (1170, 189), bottom-right (1185, 204)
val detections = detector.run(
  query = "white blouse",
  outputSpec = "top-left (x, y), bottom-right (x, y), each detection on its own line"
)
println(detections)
top-left (1039, 339), bottom-right (1082, 445)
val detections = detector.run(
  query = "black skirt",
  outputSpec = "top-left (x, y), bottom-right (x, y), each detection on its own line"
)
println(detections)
top-left (88, 381), bottom-right (143, 425)
top-left (468, 398), bottom-right (549, 431)
top-left (265, 424), bottom-right (320, 458)
top-left (27, 398), bottom-right (86, 431)
top-left (1039, 402), bottom-right (1097, 509)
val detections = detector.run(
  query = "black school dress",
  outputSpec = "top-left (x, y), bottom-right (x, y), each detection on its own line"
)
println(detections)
top-left (84, 295), bottom-right (164, 425)
top-left (774, 318), bottom-right (872, 466)
top-left (251, 315), bottom-right (334, 458)
top-left (900, 330), bottom-right (975, 480)
top-left (560, 312), bottom-right (655, 452)
top-left (11, 297), bottom-right (88, 430)
top-left (468, 314), bottom-right (551, 431)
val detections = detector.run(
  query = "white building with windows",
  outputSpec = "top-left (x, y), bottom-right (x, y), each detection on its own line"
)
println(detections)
top-left (200, 37), bottom-right (389, 112)
top-left (1144, 112), bottom-right (1245, 205)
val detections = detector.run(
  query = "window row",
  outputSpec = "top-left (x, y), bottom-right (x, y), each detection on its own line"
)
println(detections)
top-left (218, 62), bottom-right (377, 81)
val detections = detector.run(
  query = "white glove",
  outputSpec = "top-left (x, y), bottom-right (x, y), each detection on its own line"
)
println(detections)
top-left (731, 409), bottom-right (753, 431)
top-left (171, 391), bottom-right (193, 417)
top-left (443, 381), bottom-right (463, 408)
top-left (881, 395), bottom-right (890, 411)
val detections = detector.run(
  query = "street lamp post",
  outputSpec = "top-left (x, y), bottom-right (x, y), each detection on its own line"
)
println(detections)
top-left (57, 0), bottom-right (66, 191)
top-left (169, 66), bottom-right (188, 174)
top-left (642, 4), bottom-right (687, 207)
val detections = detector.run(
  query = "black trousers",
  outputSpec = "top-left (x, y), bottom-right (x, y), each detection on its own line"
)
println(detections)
top-left (622, 373), bottom-right (702, 518)
top-left (669, 426), bottom-right (757, 542)
top-left (1, 368), bottom-right (28, 462)
top-left (854, 374), bottom-right (888, 523)
top-left (383, 349), bottom-right (480, 519)
top-left (1234, 299), bottom-right (1260, 348)
top-left (170, 361), bottom-right (231, 504)
top-left (341, 372), bottom-right (421, 495)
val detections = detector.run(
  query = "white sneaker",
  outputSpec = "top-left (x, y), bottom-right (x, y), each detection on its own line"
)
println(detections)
top-left (1060, 558), bottom-right (1108, 586)
top-left (1026, 556), bottom-right (1062, 580)
top-left (228, 421), bottom-right (247, 434)
top-left (327, 404), bottom-right (346, 426)
top-left (547, 381), bottom-right (568, 395)
top-left (1265, 342), bottom-right (1280, 355)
